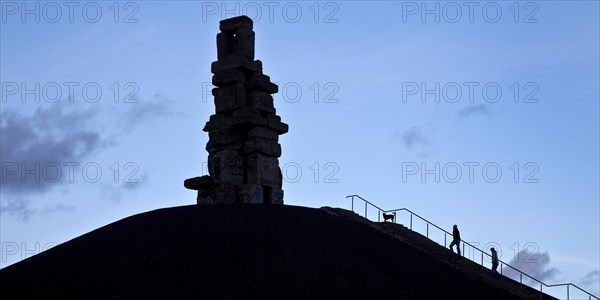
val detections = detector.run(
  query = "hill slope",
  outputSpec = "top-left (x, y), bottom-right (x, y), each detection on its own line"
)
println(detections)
top-left (0, 204), bottom-right (554, 299)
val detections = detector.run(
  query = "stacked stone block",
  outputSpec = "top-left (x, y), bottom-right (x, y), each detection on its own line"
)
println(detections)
top-left (184, 16), bottom-right (288, 205)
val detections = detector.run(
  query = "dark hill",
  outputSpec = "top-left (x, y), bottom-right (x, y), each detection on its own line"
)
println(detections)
top-left (0, 205), bottom-right (555, 299)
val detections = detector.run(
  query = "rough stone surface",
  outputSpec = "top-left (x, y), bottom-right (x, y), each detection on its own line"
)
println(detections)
top-left (267, 114), bottom-right (289, 134)
top-left (248, 126), bottom-right (279, 141)
top-left (203, 114), bottom-right (226, 132)
top-left (264, 187), bottom-right (284, 204)
top-left (212, 69), bottom-right (245, 86)
top-left (234, 28), bottom-right (255, 59)
top-left (219, 15), bottom-right (253, 33)
top-left (213, 83), bottom-right (246, 113)
top-left (207, 126), bottom-right (243, 144)
top-left (206, 126), bottom-right (244, 153)
top-left (186, 15), bottom-right (287, 205)
top-left (197, 182), bottom-right (239, 204)
top-left (246, 153), bottom-right (282, 187)
top-left (229, 107), bottom-right (269, 127)
top-left (216, 33), bottom-right (235, 61)
top-left (211, 54), bottom-right (258, 74)
top-left (184, 176), bottom-right (212, 190)
top-left (247, 73), bottom-right (278, 93)
top-left (247, 90), bottom-right (275, 113)
top-left (244, 137), bottom-right (282, 157)
top-left (255, 60), bottom-right (263, 74)
top-left (207, 150), bottom-right (244, 184)
top-left (237, 184), bottom-right (264, 204)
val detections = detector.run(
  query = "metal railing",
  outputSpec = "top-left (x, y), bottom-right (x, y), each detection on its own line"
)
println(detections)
top-left (348, 194), bottom-right (387, 222)
top-left (345, 195), bottom-right (599, 300)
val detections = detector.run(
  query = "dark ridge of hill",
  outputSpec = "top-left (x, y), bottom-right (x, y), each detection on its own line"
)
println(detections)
top-left (0, 204), bottom-right (555, 299)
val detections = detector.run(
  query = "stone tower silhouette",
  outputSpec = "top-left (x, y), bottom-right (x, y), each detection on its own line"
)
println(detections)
top-left (184, 16), bottom-right (288, 204)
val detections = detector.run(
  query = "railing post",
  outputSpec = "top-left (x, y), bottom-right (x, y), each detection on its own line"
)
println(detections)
top-left (481, 252), bottom-right (483, 266)
top-left (365, 202), bottom-right (367, 219)
top-left (426, 223), bottom-right (429, 237)
top-left (520, 273), bottom-right (523, 285)
top-left (351, 196), bottom-right (354, 212)
top-left (567, 285), bottom-right (569, 300)
top-left (410, 214), bottom-right (413, 230)
top-left (378, 211), bottom-right (380, 222)
top-left (444, 234), bottom-right (447, 247)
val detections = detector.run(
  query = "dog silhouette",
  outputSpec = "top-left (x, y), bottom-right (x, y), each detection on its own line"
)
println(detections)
top-left (382, 212), bottom-right (395, 222)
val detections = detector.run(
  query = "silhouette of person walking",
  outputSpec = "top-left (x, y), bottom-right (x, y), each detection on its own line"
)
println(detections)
top-left (449, 224), bottom-right (461, 256)
top-left (491, 247), bottom-right (499, 273)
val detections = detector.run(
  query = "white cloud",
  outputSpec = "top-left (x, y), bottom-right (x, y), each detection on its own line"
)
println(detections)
top-left (504, 250), bottom-right (559, 285)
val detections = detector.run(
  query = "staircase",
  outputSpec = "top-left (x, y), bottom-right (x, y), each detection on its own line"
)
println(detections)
top-left (345, 195), bottom-right (599, 300)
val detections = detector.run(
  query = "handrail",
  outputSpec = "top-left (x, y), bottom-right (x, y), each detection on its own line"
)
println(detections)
top-left (345, 195), bottom-right (600, 300)
top-left (345, 195), bottom-right (387, 222)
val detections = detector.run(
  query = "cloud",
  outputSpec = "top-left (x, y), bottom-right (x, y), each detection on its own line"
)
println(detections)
top-left (0, 197), bottom-right (36, 222)
top-left (458, 104), bottom-right (492, 118)
top-left (0, 105), bottom-right (104, 195)
top-left (0, 93), bottom-right (179, 220)
top-left (0, 197), bottom-right (74, 222)
top-left (580, 270), bottom-right (600, 294)
top-left (504, 250), bottom-right (559, 285)
top-left (0, 93), bottom-right (175, 186)
top-left (0, 104), bottom-right (106, 221)
top-left (100, 173), bottom-right (149, 203)
top-left (392, 125), bottom-right (437, 156)
top-left (401, 127), bottom-right (431, 148)
top-left (39, 203), bottom-right (75, 214)
top-left (120, 93), bottom-right (180, 128)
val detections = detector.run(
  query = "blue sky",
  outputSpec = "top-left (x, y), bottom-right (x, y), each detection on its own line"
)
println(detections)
top-left (1, 1), bottom-right (599, 297)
